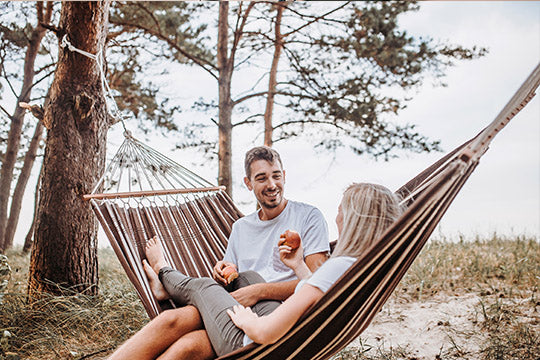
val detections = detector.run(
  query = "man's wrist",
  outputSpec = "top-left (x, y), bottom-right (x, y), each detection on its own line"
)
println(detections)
top-left (250, 282), bottom-right (265, 301)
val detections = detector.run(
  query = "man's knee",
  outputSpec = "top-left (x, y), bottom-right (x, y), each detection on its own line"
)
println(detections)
top-left (168, 330), bottom-right (215, 360)
top-left (157, 305), bottom-right (202, 331)
top-left (235, 270), bottom-right (265, 287)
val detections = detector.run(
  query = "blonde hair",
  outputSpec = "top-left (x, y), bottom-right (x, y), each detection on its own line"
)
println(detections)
top-left (332, 183), bottom-right (403, 258)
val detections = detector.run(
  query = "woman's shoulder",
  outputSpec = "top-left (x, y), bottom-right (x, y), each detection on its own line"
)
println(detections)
top-left (319, 256), bottom-right (356, 271)
top-left (304, 256), bottom-right (357, 293)
top-left (311, 256), bottom-right (356, 280)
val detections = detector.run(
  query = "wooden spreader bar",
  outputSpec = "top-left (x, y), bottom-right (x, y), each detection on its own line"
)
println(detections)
top-left (83, 186), bottom-right (227, 201)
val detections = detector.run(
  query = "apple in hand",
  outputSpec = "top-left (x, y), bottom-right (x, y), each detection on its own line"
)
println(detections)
top-left (280, 230), bottom-right (301, 250)
top-left (222, 265), bottom-right (239, 284)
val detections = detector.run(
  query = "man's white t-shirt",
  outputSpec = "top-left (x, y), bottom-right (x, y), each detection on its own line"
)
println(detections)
top-left (223, 200), bottom-right (329, 283)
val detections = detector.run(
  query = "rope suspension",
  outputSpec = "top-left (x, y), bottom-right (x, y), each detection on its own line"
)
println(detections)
top-left (87, 135), bottom-right (218, 198)
top-left (61, 34), bottom-right (130, 132)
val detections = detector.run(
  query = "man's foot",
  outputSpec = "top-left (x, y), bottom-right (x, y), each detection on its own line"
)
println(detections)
top-left (143, 259), bottom-right (170, 301)
top-left (145, 236), bottom-right (169, 274)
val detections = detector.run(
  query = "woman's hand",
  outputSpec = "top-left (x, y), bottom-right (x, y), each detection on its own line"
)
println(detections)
top-left (278, 239), bottom-right (312, 280)
top-left (227, 304), bottom-right (259, 330)
top-left (278, 239), bottom-right (304, 271)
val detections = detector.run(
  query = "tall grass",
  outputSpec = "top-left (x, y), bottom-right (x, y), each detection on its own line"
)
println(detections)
top-left (0, 249), bottom-right (148, 359)
top-left (395, 234), bottom-right (539, 301)
top-left (0, 234), bottom-right (538, 359)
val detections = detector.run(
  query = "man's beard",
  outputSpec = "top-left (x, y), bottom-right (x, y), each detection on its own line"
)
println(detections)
top-left (259, 192), bottom-right (282, 209)
top-left (260, 200), bottom-right (280, 209)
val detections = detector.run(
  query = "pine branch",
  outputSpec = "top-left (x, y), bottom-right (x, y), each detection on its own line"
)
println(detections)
top-left (233, 91), bottom-right (268, 105)
top-left (110, 19), bottom-right (218, 80)
top-left (19, 102), bottom-right (44, 120)
top-left (233, 113), bottom-right (263, 127)
top-left (283, 1), bottom-right (349, 38)
top-left (0, 103), bottom-right (13, 120)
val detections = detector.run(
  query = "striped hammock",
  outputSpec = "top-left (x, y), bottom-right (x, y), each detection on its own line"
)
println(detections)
top-left (86, 63), bottom-right (539, 360)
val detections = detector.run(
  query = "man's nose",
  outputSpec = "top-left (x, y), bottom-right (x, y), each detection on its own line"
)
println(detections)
top-left (266, 178), bottom-right (276, 188)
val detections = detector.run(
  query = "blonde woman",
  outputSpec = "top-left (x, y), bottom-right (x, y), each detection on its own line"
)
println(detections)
top-left (110, 183), bottom-right (402, 359)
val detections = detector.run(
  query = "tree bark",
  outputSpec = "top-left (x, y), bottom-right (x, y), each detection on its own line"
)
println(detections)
top-left (263, 4), bottom-right (285, 147)
top-left (0, 2), bottom-right (50, 252)
top-left (28, 1), bottom-right (111, 300)
top-left (4, 120), bottom-right (44, 250)
top-left (217, 1), bottom-right (233, 197)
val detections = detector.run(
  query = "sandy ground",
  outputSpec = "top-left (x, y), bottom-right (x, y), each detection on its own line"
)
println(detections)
top-left (346, 293), bottom-right (483, 359)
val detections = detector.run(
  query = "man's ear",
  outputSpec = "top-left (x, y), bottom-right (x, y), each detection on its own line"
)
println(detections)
top-left (244, 176), bottom-right (253, 191)
top-left (282, 169), bottom-right (286, 183)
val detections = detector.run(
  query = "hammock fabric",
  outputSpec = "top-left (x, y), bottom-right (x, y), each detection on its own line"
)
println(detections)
top-left (85, 63), bottom-right (539, 360)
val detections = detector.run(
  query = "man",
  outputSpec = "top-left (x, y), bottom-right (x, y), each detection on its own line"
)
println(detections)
top-left (213, 146), bottom-right (330, 306)
top-left (109, 146), bottom-right (329, 360)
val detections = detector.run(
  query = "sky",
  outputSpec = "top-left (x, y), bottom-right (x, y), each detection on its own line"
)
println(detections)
top-left (11, 1), bottom-right (540, 246)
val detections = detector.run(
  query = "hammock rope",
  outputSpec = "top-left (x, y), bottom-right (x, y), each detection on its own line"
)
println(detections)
top-left (61, 34), bottom-right (130, 132)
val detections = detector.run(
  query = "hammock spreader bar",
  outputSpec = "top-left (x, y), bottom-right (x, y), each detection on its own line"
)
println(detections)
top-left (83, 186), bottom-right (227, 201)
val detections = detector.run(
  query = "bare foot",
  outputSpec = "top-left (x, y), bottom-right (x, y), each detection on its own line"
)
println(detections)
top-left (143, 259), bottom-right (170, 301)
top-left (145, 236), bottom-right (168, 274)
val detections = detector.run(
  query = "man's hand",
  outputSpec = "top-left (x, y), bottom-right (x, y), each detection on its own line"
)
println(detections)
top-left (230, 284), bottom-right (262, 307)
top-left (212, 260), bottom-right (237, 286)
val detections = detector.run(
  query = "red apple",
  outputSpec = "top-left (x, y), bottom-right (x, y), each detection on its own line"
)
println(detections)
top-left (222, 265), bottom-right (238, 284)
top-left (280, 230), bottom-right (301, 250)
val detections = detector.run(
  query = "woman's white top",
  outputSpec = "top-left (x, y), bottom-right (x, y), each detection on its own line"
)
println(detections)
top-left (295, 256), bottom-right (356, 293)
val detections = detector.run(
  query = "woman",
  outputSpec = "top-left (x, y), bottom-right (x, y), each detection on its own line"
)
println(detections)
top-left (109, 183), bottom-right (403, 359)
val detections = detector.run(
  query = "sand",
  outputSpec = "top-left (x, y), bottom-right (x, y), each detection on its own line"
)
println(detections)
top-left (346, 294), bottom-right (484, 359)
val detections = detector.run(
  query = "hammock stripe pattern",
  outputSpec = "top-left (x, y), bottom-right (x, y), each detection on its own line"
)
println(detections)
top-left (87, 137), bottom-right (243, 317)
top-left (86, 63), bottom-right (539, 359)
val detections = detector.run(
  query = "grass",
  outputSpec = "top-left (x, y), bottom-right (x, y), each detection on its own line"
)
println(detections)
top-left (0, 249), bottom-right (148, 359)
top-left (0, 234), bottom-right (538, 359)
top-left (395, 234), bottom-right (539, 301)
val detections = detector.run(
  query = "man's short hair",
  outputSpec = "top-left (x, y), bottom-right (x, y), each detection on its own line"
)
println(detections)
top-left (244, 146), bottom-right (283, 179)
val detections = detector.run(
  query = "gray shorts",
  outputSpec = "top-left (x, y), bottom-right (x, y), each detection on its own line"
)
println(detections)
top-left (159, 268), bottom-right (280, 356)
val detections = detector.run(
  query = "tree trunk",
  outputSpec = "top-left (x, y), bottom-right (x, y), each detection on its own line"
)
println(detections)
top-left (28, 1), bottom-right (111, 300)
top-left (4, 120), bottom-right (44, 249)
top-left (217, 1), bottom-right (234, 197)
top-left (0, 3), bottom-right (50, 252)
top-left (263, 4), bottom-right (285, 147)
top-left (23, 161), bottom-right (42, 254)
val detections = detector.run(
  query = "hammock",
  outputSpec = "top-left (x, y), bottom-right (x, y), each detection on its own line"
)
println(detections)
top-left (85, 63), bottom-right (540, 360)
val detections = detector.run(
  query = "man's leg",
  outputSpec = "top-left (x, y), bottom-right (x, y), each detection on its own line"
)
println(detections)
top-left (146, 238), bottom-right (243, 356)
top-left (231, 271), bottom-right (281, 316)
top-left (159, 268), bottom-right (245, 356)
top-left (157, 330), bottom-right (215, 360)
top-left (108, 305), bottom-right (203, 360)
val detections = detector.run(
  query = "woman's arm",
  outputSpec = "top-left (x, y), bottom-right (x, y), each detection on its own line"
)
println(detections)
top-left (227, 283), bottom-right (324, 345)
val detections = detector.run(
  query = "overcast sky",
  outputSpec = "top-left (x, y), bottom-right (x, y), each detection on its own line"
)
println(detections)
top-left (12, 1), bottom-right (540, 246)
